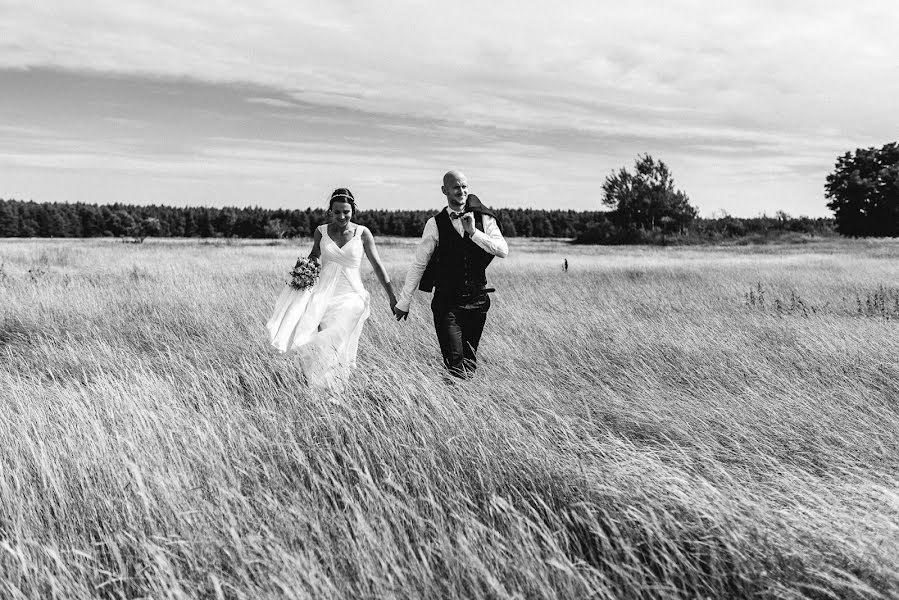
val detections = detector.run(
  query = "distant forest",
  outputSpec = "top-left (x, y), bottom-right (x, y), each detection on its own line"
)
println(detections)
top-left (0, 198), bottom-right (835, 243)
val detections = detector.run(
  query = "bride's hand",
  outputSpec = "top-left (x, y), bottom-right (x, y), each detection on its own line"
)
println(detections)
top-left (386, 283), bottom-right (398, 306)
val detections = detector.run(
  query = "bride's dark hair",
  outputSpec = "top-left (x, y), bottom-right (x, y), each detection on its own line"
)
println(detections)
top-left (329, 188), bottom-right (357, 215)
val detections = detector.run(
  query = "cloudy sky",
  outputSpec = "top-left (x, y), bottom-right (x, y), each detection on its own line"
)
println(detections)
top-left (1, 1), bottom-right (897, 216)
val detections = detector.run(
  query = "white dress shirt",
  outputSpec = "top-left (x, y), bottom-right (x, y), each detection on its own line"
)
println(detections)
top-left (396, 209), bottom-right (508, 312)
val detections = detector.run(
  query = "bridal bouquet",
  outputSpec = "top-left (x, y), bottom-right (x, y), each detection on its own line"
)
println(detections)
top-left (288, 258), bottom-right (321, 291)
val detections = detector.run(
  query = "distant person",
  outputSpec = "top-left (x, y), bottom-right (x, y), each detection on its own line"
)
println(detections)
top-left (266, 188), bottom-right (397, 389)
top-left (393, 170), bottom-right (508, 379)
top-left (564, 258), bottom-right (568, 272)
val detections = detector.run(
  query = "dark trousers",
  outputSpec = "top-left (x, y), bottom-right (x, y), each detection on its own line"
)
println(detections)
top-left (431, 292), bottom-right (491, 378)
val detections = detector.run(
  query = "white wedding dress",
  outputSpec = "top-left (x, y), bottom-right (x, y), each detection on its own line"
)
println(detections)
top-left (266, 224), bottom-right (371, 389)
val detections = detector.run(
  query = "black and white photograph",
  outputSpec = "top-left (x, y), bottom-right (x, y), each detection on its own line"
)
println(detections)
top-left (1, 1), bottom-right (898, 598)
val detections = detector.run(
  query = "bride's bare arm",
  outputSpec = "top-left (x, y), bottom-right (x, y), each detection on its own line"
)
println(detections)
top-left (361, 227), bottom-right (397, 309)
top-left (308, 227), bottom-right (322, 262)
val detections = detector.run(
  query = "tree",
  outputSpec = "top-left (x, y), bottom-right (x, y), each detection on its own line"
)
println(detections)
top-left (825, 143), bottom-right (899, 237)
top-left (518, 215), bottom-right (534, 237)
top-left (0, 201), bottom-right (18, 236)
top-left (134, 217), bottom-right (162, 242)
top-left (196, 208), bottom-right (215, 237)
top-left (214, 208), bottom-right (237, 237)
top-left (107, 210), bottom-right (135, 237)
top-left (498, 213), bottom-right (517, 237)
top-left (264, 218), bottom-right (288, 239)
top-left (602, 154), bottom-right (697, 233)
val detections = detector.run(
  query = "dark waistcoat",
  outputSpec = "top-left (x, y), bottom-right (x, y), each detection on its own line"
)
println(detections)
top-left (418, 203), bottom-right (496, 294)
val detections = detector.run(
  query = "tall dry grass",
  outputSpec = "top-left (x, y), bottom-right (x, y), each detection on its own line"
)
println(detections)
top-left (0, 237), bottom-right (897, 599)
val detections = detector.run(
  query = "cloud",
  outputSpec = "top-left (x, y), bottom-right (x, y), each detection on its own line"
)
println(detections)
top-left (245, 97), bottom-right (298, 109)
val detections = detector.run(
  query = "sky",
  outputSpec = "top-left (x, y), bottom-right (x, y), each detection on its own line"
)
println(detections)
top-left (1, 1), bottom-right (897, 217)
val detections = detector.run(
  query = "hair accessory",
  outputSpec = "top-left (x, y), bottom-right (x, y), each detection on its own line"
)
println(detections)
top-left (330, 191), bottom-right (355, 202)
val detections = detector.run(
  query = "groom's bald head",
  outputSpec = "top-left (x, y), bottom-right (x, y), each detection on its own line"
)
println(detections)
top-left (443, 170), bottom-right (466, 188)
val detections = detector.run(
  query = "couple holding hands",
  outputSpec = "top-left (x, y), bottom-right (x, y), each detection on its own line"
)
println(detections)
top-left (265, 170), bottom-right (509, 389)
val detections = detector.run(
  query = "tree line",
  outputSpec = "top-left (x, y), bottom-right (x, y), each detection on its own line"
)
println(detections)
top-left (0, 199), bottom-right (609, 240)
top-left (0, 197), bottom-right (835, 243)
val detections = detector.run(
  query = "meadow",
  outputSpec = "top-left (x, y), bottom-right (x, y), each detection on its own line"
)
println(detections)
top-left (0, 236), bottom-right (897, 599)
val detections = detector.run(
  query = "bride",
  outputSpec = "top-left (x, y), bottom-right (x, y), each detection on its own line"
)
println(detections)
top-left (266, 188), bottom-right (397, 389)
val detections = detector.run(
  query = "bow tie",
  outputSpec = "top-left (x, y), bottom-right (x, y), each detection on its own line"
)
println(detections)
top-left (450, 211), bottom-right (465, 220)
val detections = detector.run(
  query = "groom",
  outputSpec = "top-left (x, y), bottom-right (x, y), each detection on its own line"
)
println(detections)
top-left (393, 170), bottom-right (509, 378)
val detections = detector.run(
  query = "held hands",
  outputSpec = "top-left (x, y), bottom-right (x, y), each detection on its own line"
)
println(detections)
top-left (460, 212), bottom-right (476, 236)
top-left (387, 283), bottom-right (407, 320)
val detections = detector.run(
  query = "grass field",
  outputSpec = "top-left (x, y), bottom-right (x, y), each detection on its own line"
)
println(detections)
top-left (1, 236), bottom-right (898, 599)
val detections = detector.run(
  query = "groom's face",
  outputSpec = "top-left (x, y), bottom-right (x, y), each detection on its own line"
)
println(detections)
top-left (441, 174), bottom-right (469, 211)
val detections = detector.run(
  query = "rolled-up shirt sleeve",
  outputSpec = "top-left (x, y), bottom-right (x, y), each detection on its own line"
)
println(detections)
top-left (469, 214), bottom-right (509, 258)
top-left (396, 217), bottom-right (438, 312)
